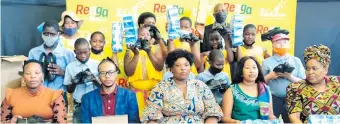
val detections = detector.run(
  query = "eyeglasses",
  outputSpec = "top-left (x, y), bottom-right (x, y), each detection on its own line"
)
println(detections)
top-left (42, 32), bottom-right (58, 37)
top-left (98, 70), bottom-right (118, 77)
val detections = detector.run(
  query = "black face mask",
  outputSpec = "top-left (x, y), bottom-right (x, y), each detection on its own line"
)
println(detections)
top-left (91, 47), bottom-right (103, 54)
top-left (243, 40), bottom-right (255, 47)
top-left (209, 66), bottom-right (223, 75)
top-left (214, 12), bottom-right (227, 23)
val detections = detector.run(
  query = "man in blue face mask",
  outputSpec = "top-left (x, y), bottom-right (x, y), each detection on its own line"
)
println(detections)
top-left (201, 3), bottom-right (231, 53)
top-left (59, 11), bottom-right (85, 50)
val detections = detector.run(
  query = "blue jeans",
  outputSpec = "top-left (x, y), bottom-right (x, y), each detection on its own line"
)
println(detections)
top-left (272, 95), bottom-right (290, 123)
top-left (73, 103), bottom-right (81, 123)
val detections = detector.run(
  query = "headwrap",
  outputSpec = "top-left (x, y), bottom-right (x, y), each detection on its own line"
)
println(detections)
top-left (303, 44), bottom-right (331, 68)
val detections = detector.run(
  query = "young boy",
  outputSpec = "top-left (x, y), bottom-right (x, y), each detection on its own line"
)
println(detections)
top-left (63, 38), bottom-right (99, 123)
top-left (196, 49), bottom-right (231, 106)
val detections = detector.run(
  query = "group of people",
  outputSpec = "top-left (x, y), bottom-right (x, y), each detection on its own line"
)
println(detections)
top-left (1, 3), bottom-right (340, 124)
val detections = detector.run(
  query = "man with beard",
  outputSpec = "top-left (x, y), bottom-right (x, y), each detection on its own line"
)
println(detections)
top-left (81, 58), bottom-right (139, 123)
top-left (201, 3), bottom-right (231, 53)
top-left (236, 24), bottom-right (271, 64)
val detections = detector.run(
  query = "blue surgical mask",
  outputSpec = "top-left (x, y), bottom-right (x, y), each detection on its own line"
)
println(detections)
top-left (63, 27), bottom-right (78, 36)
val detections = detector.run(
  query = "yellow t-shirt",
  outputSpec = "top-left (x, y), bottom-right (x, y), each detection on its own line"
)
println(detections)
top-left (173, 39), bottom-right (198, 75)
top-left (90, 48), bottom-right (113, 62)
top-left (127, 45), bottom-right (163, 91)
top-left (203, 50), bottom-right (232, 81)
top-left (60, 33), bottom-right (84, 50)
top-left (240, 45), bottom-right (264, 65)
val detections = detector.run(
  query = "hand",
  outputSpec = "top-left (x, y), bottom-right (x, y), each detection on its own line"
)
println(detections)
top-left (221, 28), bottom-right (232, 40)
top-left (269, 71), bottom-right (280, 80)
top-left (165, 22), bottom-right (169, 33)
top-left (278, 72), bottom-right (292, 79)
top-left (122, 29), bottom-right (126, 38)
top-left (10, 115), bottom-right (23, 123)
top-left (201, 51), bottom-right (211, 57)
top-left (205, 117), bottom-right (218, 123)
top-left (48, 64), bottom-right (65, 76)
top-left (195, 22), bottom-right (205, 40)
top-left (127, 44), bottom-right (139, 55)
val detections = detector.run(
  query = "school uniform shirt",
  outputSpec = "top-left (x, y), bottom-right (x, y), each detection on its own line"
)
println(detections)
top-left (28, 42), bottom-right (75, 91)
top-left (63, 58), bottom-right (99, 103)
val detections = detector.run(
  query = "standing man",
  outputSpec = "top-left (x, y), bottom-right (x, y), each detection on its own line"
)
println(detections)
top-left (201, 3), bottom-right (231, 53)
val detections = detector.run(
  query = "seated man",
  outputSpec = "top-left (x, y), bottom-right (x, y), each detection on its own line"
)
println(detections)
top-left (81, 58), bottom-right (139, 123)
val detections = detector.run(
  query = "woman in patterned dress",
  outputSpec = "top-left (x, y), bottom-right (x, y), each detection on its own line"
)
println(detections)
top-left (286, 44), bottom-right (340, 123)
top-left (141, 49), bottom-right (223, 123)
top-left (1, 60), bottom-right (66, 123)
top-left (222, 56), bottom-right (276, 123)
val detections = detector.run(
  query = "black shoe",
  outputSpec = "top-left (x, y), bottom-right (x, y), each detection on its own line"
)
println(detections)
top-left (46, 52), bottom-right (56, 81)
top-left (273, 64), bottom-right (285, 73)
top-left (283, 62), bottom-right (295, 73)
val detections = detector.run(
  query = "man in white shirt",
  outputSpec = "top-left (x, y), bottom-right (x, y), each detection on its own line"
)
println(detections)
top-left (63, 38), bottom-right (99, 123)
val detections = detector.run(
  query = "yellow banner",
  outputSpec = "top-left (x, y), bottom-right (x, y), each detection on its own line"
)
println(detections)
top-left (66, 0), bottom-right (297, 88)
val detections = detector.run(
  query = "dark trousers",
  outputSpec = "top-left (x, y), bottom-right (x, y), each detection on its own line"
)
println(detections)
top-left (272, 95), bottom-right (290, 123)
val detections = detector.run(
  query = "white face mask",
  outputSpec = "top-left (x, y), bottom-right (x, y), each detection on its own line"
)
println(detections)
top-left (42, 34), bottom-right (58, 47)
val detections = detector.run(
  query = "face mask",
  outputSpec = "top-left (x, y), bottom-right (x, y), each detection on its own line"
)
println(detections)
top-left (91, 47), bottom-right (103, 54)
top-left (209, 66), bottom-right (223, 75)
top-left (63, 27), bottom-right (78, 36)
top-left (214, 12), bottom-right (227, 23)
top-left (42, 34), bottom-right (58, 47)
top-left (274, 48), bottom-right (289, 56)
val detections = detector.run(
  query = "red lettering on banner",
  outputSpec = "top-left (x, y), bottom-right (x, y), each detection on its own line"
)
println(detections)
top-left (83, 7), bottom-right (89, 14)
top-left (117, 78), bottom-right (129, 88)
top-left (230, 5), bottom-right (235, 12)
top-left (257, 25), bottom-right (269, 34)
top-left (161, 5), bottom-right (166, 13)
top-left (154, 4), bottom-right (160, 13)
top-left (76, 5), bottom-right (83, 14)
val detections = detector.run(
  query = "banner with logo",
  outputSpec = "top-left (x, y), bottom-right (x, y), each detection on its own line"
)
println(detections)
top-left (66, 0), bottom-right (296, 88)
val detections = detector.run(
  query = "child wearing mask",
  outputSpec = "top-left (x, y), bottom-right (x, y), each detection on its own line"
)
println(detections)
top-left (89, 31), bottom-right (116, 63)
top-left (200, 30), bottom-right (233, 81)
top-left (59, 11), bottom-right (85, 50)
top-left (262, 30), bottom-right (306, 123)
top-left (236, 24), bottom-right (270, 64)
top-left (196, 49), bottom-right (231, 106)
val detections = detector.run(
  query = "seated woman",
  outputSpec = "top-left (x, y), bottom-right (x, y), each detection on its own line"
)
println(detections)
top-left (222, 56), bottom-right (276, 123)
top-left (286, 44), bottom-right (340, 123)
top-left (124, 27), bottom-right (166, 117)
top-left (1, 60), bottom-right (66, 123)
top-left (200, 29), bottom-right (233, 81)
top-left (142, 49), bottom-right (223, 123)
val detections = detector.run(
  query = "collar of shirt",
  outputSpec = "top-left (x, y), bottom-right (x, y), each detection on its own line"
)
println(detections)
top-left (36, 42), bottom-right (65, 56)
top-left (212, 22), bottom-right (228, 29)
top-left (75, 58), bottom-right (92, 67)
top-left (100, 85), bottom-right (118, 95)
top-left (272, 54), bottom-right (290, 63)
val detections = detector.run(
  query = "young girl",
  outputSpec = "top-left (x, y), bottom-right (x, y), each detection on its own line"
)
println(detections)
top-left (200, 30), bottom-right (233, 81)
top-left (222, 56), bottom-right (276, 123)
top-left (236, 24), bottom-right (270, 64)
